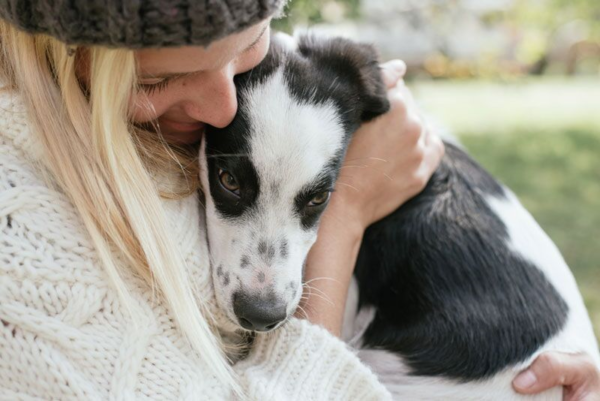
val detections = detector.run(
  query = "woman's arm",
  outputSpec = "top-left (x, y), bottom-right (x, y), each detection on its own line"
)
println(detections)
top-left (298, 60), bottom-right (444, 336)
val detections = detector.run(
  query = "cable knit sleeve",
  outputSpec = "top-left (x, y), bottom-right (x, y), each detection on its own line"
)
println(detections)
top-left (235, 318), bottom-right (391, 400)
top-left (0, 88), bottom-right (390, 400)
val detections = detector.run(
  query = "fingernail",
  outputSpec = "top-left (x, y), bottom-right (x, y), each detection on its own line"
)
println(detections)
top-left (514, 371), bottom-right (537, 389)
top-left (386, 60), bottom-right (406, 78)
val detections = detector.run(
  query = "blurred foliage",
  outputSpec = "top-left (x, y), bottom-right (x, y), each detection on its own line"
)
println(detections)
top-left (273, 0), bottom-right (360, 32)
top-left (275, 0), bottom-right (600, 36)
top-left (274, 0), bottom-right (600, 78)
top-left (511, 0), bottom-right (600, 36)
top-left (509, 0), bottom-right (600, 74)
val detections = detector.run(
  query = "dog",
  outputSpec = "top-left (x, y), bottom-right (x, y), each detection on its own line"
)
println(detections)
top-left (199, 33), bottom-right (600, 399)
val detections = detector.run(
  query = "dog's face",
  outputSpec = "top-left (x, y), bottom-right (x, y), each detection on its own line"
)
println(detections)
top-left (200, 34), bottom-right (389, 332)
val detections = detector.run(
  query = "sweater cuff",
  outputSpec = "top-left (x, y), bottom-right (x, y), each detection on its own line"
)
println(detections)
top-left (234, 318), bottom-right (391, 401)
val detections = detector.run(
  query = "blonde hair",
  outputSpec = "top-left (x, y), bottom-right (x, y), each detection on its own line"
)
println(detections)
top-left (0, 22), bottom-right (241, 395)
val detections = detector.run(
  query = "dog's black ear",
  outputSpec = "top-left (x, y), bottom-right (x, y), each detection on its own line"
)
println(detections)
top-left (297, 35), bottom-right (390, 122)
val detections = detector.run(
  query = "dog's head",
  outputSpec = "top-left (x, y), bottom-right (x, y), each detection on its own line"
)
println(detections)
top-left (200, 34), bottom-right (389, 332)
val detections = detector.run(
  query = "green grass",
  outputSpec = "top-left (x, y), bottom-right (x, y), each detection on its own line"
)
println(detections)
top-left (413, 77), bottom-right (600, 133)
top-left (413, 78), bottom-right (600, 338)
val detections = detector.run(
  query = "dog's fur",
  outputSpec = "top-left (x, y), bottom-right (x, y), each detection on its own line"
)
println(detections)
top-left (199, 33), bottom-right (600, 399)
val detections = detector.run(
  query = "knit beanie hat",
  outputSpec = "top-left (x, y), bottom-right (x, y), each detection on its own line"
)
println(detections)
top-left (0, 0), bottom-right (286, 48)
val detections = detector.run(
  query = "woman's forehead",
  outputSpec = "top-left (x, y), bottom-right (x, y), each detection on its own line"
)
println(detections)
top-left (135, 19), bottom-right (270, 78)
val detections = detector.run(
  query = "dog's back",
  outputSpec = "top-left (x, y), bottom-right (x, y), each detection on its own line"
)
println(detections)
top-left (346, 142), bottom-right (600, 399)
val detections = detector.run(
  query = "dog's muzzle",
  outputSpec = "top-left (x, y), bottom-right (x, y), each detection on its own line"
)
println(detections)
top-left (233, 291), bottom-right (287, 332)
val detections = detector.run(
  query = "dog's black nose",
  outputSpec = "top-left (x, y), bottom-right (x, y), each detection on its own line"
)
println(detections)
top-left (233, 292), bottom-right (287, 332)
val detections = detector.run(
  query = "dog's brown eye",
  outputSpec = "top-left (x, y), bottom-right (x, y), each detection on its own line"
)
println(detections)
top-left (219, 169), bottom-right (240, 195)
top-left (308, 191), bottom-right (330, 207)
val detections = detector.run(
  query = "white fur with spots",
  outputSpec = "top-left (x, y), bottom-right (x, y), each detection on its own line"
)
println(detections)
top-left (200, 68), bottom-right (346, 329)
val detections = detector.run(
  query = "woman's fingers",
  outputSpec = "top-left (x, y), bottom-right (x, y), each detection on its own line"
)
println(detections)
top-left (513, 352), bottom-right (600, 401)
top-left (417, 125), bottom-right (444, 184)
top-left (385, 81), bottom-right (444, 194)
top-left (380, 59), bottom-right (407, 88)
top-left (338, 71), bottom-right (445, 228)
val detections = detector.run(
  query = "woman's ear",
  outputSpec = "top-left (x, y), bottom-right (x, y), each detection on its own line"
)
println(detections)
top-left (296, 35), bottom-right (390, 122)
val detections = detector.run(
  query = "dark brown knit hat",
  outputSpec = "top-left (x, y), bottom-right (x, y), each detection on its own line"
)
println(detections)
top-left (0, 0), bottom-right (286, 48)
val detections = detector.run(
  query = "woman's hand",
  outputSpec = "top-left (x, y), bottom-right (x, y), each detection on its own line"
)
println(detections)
top-left (333, 60), bottom-right (445, 232)
top-left (297, 60), bottom-right (445, 336)
top-left (513, 352), bottom-right (600, 401)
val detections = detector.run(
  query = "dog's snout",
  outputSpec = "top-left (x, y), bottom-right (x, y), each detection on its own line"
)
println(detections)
top-left (233, 292), bottom-right (287, 332)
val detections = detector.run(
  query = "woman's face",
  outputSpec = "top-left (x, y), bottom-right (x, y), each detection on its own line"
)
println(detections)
top-left (130, 20), bottom-right (271, 145)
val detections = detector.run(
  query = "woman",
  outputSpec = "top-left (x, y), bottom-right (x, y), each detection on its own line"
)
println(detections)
top-left (0, 0), bottom-right (597, 399)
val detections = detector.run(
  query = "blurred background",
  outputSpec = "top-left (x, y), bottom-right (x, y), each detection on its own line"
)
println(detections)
top-left (275, 0), bottom-right (600, 338)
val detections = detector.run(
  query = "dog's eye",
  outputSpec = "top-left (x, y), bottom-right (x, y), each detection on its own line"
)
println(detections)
top-left (308, 191), bottom-right (330, 207)
top-left (219, 169), bottom-right (240, 195)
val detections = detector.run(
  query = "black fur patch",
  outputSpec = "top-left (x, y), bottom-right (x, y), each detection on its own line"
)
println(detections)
top-left (289, 36), bottom-right (390, 128)
top-left (205, 115), bottom-right (261, 219)
top-left (280, 239), bottom-right (289, 258)
top-left (293, 169), bottom-right (336, 230)
top-left (267, 244), bottom-right (276, 261)
top-left (354, 143), bottom-right (569, 381)
top-left (258, 241), bottom-right (276, 263)
top-left (258, 240), bottom-right (267, 255)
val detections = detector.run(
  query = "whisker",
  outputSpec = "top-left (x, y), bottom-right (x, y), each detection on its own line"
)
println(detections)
top-left (303, 277), bottom-right (338, 286)
top-left (363, 165), bottom-right (394, 182)
top-left (344, 157), bottom-right (389, 163)
top-left (295, 304), bottom-right (309, 320)
top-left (341, 164), bottom-right (394, 182)
top-left (304, 291), bottom-right (335, 306)
top-left (303, 287), bottom-right (334, 305)
top-left (335, 182), bottom-right (360, 193)
top-left (366, 157), bottom-right (388, 163)
top-left (328, 76), bottom-right (340, 92)
top-left (303, 283), bottom-right (335, 306)
top-left (340, 165), bottom-right (368, 170)
top-left (303, 282), bottom-right (334, 296)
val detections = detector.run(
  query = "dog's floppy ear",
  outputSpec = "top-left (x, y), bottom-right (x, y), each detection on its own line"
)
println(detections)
top-left (297, 35), bottom-right (390, 122)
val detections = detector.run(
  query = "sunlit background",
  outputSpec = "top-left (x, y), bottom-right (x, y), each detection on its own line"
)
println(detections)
top-left (275, 0), bottom-right (600, 338)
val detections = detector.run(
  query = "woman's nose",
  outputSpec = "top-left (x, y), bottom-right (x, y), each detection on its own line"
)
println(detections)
top-left (184, 68), bottom-right (238, 128)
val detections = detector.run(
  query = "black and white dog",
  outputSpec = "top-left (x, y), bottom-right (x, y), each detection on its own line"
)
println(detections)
top-left (199, 34), bottom-right (600, 399)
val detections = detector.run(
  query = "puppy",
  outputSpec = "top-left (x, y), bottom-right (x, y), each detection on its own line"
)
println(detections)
top-left (199, 34), bottom-right (600, 399)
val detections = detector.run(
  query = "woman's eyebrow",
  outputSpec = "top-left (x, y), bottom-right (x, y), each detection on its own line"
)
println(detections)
top-left (140, 25), bottom-right (269, 80)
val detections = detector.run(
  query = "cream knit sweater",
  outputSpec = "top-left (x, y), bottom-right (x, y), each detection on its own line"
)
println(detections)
top-left (0, 86), bottom-right (391, 400)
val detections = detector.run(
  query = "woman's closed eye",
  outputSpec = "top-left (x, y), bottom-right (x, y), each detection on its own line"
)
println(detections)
top-left (139, 78), bottom-right (173, 95)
